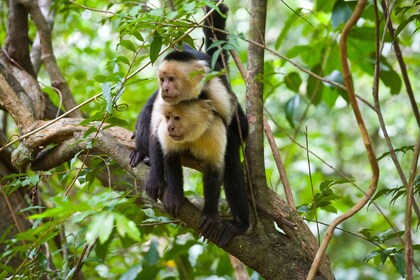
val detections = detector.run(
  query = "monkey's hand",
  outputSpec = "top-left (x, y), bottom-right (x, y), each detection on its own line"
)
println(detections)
top-left (199, 215), bottom-right (223, 245)
top-left (145, 176), bottom-right (166, 201)
top-left (162, 191), bottom-right (185, 217)
top-left (129, 149), bottom-right (148, 167)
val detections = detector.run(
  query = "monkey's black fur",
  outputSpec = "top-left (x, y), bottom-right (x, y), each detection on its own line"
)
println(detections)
top-left (129, 4), bottom-right (249, 246)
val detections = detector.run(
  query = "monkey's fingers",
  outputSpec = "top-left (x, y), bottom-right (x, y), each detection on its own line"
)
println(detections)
top-left (129, 150), bottom-right (145, 167)
top-left (216, 221), bottom-right (241, 247)
top-left (199, 216), bottom-right (222, 244)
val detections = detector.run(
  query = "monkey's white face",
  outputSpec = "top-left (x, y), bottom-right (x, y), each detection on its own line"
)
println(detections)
top-left (157, 60), bottom-right (207, 104)
top-left (165, 114), bottom-right (186, 141)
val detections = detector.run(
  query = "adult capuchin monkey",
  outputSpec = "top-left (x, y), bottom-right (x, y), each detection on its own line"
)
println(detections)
top-left (129, 4), bottom-right (249, 246)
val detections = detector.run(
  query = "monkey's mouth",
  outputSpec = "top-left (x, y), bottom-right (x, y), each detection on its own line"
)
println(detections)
top-left (169, 134), bottom-right (184, 141)
top-left (162, 96), bottom-right (179, 103)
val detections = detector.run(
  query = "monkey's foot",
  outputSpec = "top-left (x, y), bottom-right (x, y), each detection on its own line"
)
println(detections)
top-left (215, 220), bottom-right (247, 247)
top-left (199, 215), bottom-right (223, 245)
top-left (129, 149), bottom-right (147, 167)
top-left (162, 193), bottom-right (185, 217)
top-left (145, 178), bottom-right (166, 201)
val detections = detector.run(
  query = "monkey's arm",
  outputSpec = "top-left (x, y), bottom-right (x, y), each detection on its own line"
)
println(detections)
top-left (162, 152), bottom-right (185, 216)
top-left (144, 135), bottom-right (167, 200)
top-left (129, 90), bottom-right (158, 167)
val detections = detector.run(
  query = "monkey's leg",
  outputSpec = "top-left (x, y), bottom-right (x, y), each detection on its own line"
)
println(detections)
top-left (145, 136), bottom-right (166, 201)
top-left (162, 153), bottom-right (184, 217)
top-left (218, 131), bottom-right (250, 245)
top-left (199, 165), bottom-right (223, 244)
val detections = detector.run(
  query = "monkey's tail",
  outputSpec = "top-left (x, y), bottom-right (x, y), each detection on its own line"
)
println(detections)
top-left (203, 4), bottom-right (229, 70)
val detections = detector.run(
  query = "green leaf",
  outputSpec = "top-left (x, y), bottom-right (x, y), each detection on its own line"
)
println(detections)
top-left (316, 0), bottom-right (337, 13)
top-left (83, 126), bottom-right (98, 139)
top-left (284, 72), bottom-right (302, 93)
top-left (105, 117), bottom-right (129, 128)
top-left (183, 1), bottom-right (196, 12)
top-left (306, 64), bottom-right (323, 105)
top-left (144, 241), bottom-right (160, 265)
top-left (132, 31), bottom-right (144, 42)
top-left (380, 247), bottom-right (396, 263)
top-left (115, 214), bottom-right (141, 241)
top-left (102, 82), bottom-right (113, 113)
top-left (331, 1), bottom-right (355, 30)
top-left (363, 249), bottom-right (381, 262)
top-left (395, 14), bottom-right (420, 39)
top-left (285, 95), bottom-right (301, 128)
top-left (120, 264), bottom-right (142, 280)
top-left (377, 145), bottom-right (414, 161)
top-left (116, 55), bottom-right (131, 66)
top-left (119, 40), bottom-right (137, 53)
top-left (394, 252), bottom-right (405, 278)
top-left (150, 34), bottom-right (162, 64)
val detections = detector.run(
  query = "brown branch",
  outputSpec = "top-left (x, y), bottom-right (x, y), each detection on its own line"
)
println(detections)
top-left (263, 117), bottom-right (295, 208)
top-left (1, 53), bottom-right (46, 119)
top-left (307, 1), bottom-right (380, 278)
top-left (5, 0), bottom-right (36, 77)
top-left (0, 74), bottom-right (34, 128)
top-left (18, 0), bottom-right (81, 117)
top-left (405, 133), bottom-right (420, 278)
top-left (373, 0), bottom-right (420, 224)
top-left (246, 0), bottom-right (267, 190)
top-left (380, 0), bottom-right (420, 128)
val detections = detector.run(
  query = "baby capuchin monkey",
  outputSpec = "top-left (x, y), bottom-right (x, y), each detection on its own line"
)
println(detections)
top-left (154, 99), bottom-right (228, 242)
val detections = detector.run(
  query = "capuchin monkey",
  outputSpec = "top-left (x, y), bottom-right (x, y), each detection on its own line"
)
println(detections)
top-left (129, 4), bottom-right (249, 246)
top-left (154, 99), bottom-right (227, 237)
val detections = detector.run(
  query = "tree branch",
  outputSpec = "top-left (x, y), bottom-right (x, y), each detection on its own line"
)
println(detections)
top-left (18, 0), bottom-right (81, 117)
top-left (0, 74), bottom-right (34, 129)
top-left (307, 1), bottom-right (380, 278)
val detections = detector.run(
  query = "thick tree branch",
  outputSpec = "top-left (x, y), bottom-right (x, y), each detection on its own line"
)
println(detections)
top-left (5, 0), bottom-right (36, 77)
top-left (1, 54), bottom-right (45, 119)
top-left (0, 74), bottom-right (34, 129)
top-left (246, 0), bottom-right (267, 193)
top-left (18, 0), bottom-right (81, 117)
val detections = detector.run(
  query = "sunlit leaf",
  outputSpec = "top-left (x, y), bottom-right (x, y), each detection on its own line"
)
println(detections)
top-left (150, 34), bottom-right (162, 63)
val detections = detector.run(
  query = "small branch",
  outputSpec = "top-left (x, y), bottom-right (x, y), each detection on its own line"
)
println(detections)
top-left (305, 127), bottom-right (319, 244)
top-left (372, 0), bottom-right (420, 224)
top-left (380, 0), bottom-right (420, 128)
top-left (263, 117), bottom-right (295, 208)
top-left (307, 1), bottom-right (380, 278)
top-left (0, 184), bottom-right (25, 235)
top-left (405, 133), bottom-right (420, 278)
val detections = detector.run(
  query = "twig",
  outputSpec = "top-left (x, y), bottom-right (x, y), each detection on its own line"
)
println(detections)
top-left (305, 127), bottom-right (319, 244)
top-left (405, 133), bottom-right (420, 278)
top-left (380, 0), bottom-right (420, 128)
top-left (263, 117), bottom-right (295, 208)
top-left (0, 184), bottom-right (25, 236)
top-left (377, 0), bottom-right (420, 223)
top-left (307, 1), bottom-right (380, 278)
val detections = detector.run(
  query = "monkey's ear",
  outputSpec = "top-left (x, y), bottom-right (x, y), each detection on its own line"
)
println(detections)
top-left (200, 100), bottom-right (216, 112)
top-left (190, 61), bottom-right (209, 80)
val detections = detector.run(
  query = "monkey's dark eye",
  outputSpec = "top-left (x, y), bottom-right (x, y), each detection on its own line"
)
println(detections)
top-left (160, 77), bottom-right (164, 83)
top-left (169, 76), bottom-right (175, 82)
top-left (165, 115), bottom-right (170, 120)
top-left (174, 116), bottom-right (181, 121)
